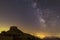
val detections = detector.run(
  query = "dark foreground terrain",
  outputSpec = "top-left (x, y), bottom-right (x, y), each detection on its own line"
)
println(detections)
top-left (0, 26), bottom-right (60, 40)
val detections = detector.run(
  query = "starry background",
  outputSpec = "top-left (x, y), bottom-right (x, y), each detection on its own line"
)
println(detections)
top-left (0, 0), bottom-right (60, 37)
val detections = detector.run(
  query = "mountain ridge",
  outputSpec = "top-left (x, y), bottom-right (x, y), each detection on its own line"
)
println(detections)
top-left (0, 26), bottom-right (41, 40)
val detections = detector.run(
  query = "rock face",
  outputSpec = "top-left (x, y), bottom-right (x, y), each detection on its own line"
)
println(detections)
top-left (0, 26), bottom-right (41, 40)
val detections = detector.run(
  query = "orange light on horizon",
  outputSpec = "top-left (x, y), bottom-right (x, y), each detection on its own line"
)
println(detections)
top-left (36, 34), bottom-right (46, 39)
top-left (0, 27), bottom-right (9, 33)
top-left (34, 32), bottom-right (60, 39)
top-left (35, 33), bottom-right (47, 39)
top-left (35, 32), bottom-right (48, 39)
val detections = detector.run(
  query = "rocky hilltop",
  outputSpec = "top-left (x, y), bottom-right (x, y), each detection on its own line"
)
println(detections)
top-left (0, 26), bottom-right (41, 40)
top-left (0, 26), bottom-right (60, 40)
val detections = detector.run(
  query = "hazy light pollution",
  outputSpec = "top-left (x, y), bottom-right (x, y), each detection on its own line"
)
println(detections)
top-left (0, 0), bottom-right (60, 38)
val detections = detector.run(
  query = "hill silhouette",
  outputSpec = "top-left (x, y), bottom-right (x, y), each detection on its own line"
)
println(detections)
top-left (0, 26), bottom-right (41, 40)
top-left (43, 37), bottom-right (60, 40)
top-left (0, 26), bottom-right (60, 40)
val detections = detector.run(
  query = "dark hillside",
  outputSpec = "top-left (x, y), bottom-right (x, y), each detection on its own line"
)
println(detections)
top-left (0, 26), bottom-right (41, 40)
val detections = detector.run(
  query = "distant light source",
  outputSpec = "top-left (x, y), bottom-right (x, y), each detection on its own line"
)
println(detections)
top-left (0, 27), bottom-right (9, 33)
top-left (36, 34), bottom-right (46, 39)
top-left (35, 33), bottom-right (46, 39)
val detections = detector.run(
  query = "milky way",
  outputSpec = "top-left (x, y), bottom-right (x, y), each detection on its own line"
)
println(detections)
top-left (32, 0), bottom-right (60, 33)
top-left (33, 0), bottom-right (47, 32)
top-left (0, 0), bottom-right (60, 36)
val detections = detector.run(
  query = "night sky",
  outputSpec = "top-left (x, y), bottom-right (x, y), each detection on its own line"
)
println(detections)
top-left (0, 0), bottom-right (60, 38)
